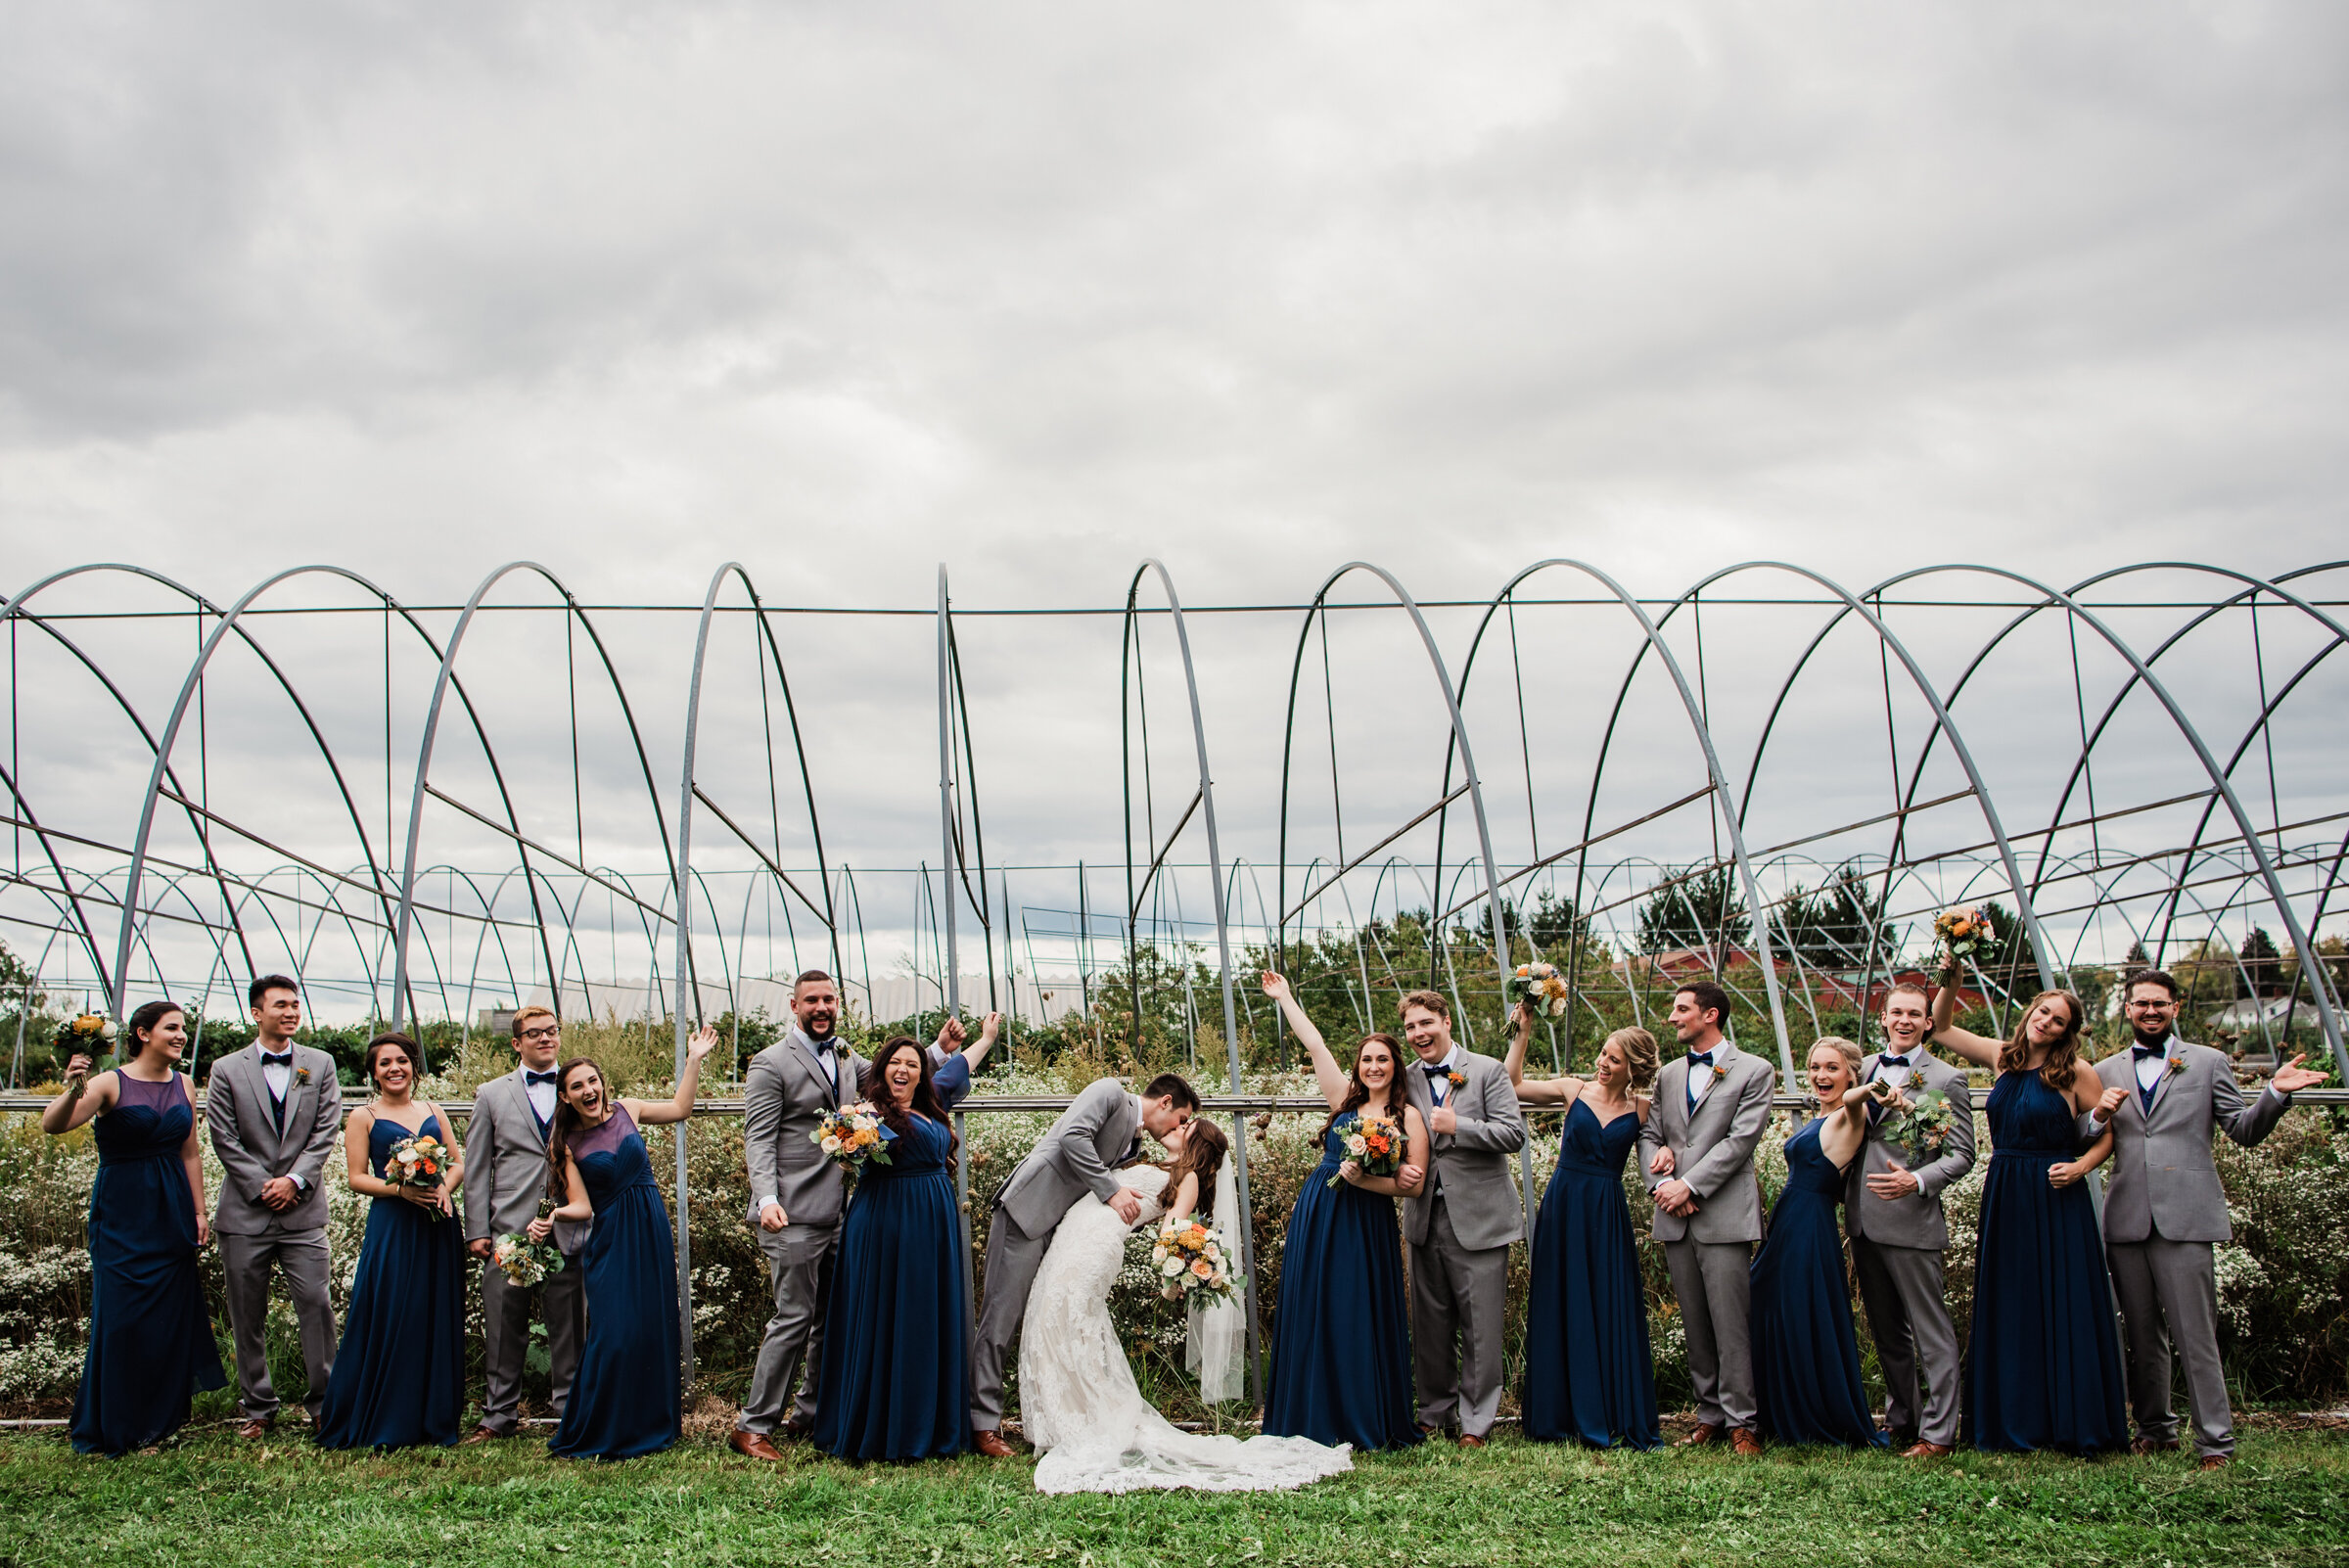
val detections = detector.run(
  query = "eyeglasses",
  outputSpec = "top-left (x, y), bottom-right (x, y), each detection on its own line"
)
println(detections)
top-left (519, 1025), bottom-right (561, 1041)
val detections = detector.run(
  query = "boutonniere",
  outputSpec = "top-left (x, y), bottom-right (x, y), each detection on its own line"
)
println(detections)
top-left (1712, 1063), bottom-right (1728, 1083)
top-left (294, 1066), bottom-right (313, 1087)
top-left (1446, 1070), bottom-right (1465, 1090)
top-left (2165, 1053), bottom-right (2186, 1079)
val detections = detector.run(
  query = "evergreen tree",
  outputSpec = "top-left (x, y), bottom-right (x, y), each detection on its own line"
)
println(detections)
top-left (1635, 863), bottom-right (1750, 955)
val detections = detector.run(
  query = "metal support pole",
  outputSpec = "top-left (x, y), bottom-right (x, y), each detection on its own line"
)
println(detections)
top-left (938, 567), bottom-right (979, 1321)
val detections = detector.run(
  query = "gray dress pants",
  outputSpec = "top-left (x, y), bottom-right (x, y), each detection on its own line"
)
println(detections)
top-left (479, 1251), bottom-right (584, 1434)
top-left (1408, 1197), bottom-right (1510, 1438)
top-left (218, 1229), bottom-right (338, 1422)
top-left (2107, 1236), bottom-right (2232, 1457)
top-left (1850, 1235), bottom-right (1961, 1448)
top-left (1663, 1237), bottom-right (1756, 1432)
top-left (970, 1210), bottom-right (1054, 1431)
top-left (738, 1220), bottom-right (841, 1433)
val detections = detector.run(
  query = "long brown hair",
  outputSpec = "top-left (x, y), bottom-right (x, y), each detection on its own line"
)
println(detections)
top-left (1318, 1032), bottom-right (1408, 1143)
top-left (1164, 1117), bottom-right (1229, 1222)
top-left (545, 1056), bottom-right (606, 1202)
top-left (1997, 991), bottom-right (2086, 1090)
top-left (858, 1037), bottom-right (956, 1153)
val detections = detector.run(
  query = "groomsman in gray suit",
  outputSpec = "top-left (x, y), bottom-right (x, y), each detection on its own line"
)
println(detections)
top-left (1847, 981), bottom-right (1976, 1457)
top-left (1397, 989), bottom-right (1526, 1449)
top-left (459, 1004), bottom-right (586, 1444)
top-left (2086, 969), bottom-right (2326, 1469)
top-left (1637, 979), bottom-right (1775, 1456)
top-left (731, 971), bottom-right (872, 1460)
top-left (207, 975), bottom-right (343, 1437)
top-left (969, 1070), bottom-right (1197, 1456)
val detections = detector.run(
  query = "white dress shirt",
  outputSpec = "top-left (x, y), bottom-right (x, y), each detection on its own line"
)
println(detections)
top-left (256, 1044), bottom-right (305, 1189)
top-left (1684, 1043), bottom-right (1724, 1109)
top-left (1419, 1044), bottom-right (1461, 1105)
top-left (525, 1075), bottom-right (559, 1126)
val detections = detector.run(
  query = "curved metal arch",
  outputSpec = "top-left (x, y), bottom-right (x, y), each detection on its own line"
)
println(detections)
top-left (390, 562), bottom-right (679, 1031)
top-left (1273, 562), bottom-right (1512, 1009)
top-left (1862, 564), bottom-right (2346, 1076)
top-left (1448, 560), bottom-right (1798, 1086)
top-left (1120, 558), bottom-right (1265, 1400)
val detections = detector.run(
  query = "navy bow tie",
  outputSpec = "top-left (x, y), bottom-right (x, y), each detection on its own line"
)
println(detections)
top-left (1880, 1054), bottom-right (1910, 1069)
top-left (1422, 1062), bottom-right (1450, 1078)
top-left (809, 1037), bottom-right (837, 1054)
top-left (526, 1069), bottom-right (561, 1085)
top-left (2133, 1042), bottom-right (2167, 1059)
top-left (1685, 1052), bottom-right (1714, 1070)
top-left (260, 1051), bottom-right (293, 1069)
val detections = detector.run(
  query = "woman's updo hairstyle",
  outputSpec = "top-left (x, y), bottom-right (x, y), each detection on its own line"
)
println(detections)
top-left (123, 1000), bottom-right (183, 1062)
top-left (363, 1031), bottom-right (420, 1089)
top-left (1603, 1027), bottom-right (1661, 1090)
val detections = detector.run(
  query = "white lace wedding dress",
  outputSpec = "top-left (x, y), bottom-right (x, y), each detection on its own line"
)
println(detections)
top-left (1019, 1164), bottom-right (1354, 1495)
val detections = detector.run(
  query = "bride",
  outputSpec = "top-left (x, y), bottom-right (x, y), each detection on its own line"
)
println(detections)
top-left (1019, 1119), bottom-right (1355, 1494)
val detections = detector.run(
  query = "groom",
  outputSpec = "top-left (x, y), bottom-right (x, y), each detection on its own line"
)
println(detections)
top-left (970, 1071), bottom-right (1199, 1456)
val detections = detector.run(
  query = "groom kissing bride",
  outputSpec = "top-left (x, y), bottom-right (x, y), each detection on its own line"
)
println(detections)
top-left (973, 1071), bottom-right (1356, 1494)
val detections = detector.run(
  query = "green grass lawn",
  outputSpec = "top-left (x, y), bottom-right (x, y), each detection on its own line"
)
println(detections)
top-left (3, 1421), bottom-right (2345, 1568)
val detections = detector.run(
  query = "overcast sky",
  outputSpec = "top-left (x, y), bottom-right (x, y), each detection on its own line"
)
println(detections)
top-left (3, 2), bottom-right (2344, 1004)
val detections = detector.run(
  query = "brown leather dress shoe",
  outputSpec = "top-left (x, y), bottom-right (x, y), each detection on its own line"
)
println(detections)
top-left (1729, 1428), bottom-right (1764, 1456)
top-left (458, 1426), bottom-right (503, 1447)
top-left (972, 1429), bottom-right (1019, 1458)
top-left (2131, 1436), bottom-right (2181, 1455)
top-left (2197, 1454), bottom-right (2231, 1471)
top-left (234, 1417), bottom-right (273, 1441)
top-left (1900, 1442), bottom-right (1955, 1458)
top-left (1676, 1422), bottom-right (1723, 1449)
top-left (729, 1430), bottom-right (785, 1462)
top-left (1458, 1434), bottom-right (1487, 1451)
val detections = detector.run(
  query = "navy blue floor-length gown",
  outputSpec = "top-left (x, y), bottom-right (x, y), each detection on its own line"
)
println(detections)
top-left (1750, 1118), bottom-right (1884, 1448)
top-left (1964, 1070), bottom-right (2126, 1454)
top-left (1522, 1098), bottom-right (1659, 1449)
top-left (1262, 1110), bottom-right (1420, 1452)
top-left (315, 1113), bottom-right (467, 1450)
top-left (70, 1072), bottom-right (226, 1455)
top-left (813, 1055), bottom-right (972, 1461)
top-left (549, 1106), bottom-right (681, 1459)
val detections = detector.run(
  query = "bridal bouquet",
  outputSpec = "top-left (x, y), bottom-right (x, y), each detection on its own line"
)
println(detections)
top-left (1506, 961), bottom-right (1570, 1018)
top-left (812, 1101), bottom-right (896, 1176)
top-left (1933, 905), bottom-right (1994, 963)
top-left (387, 1131), bottom-right (453, 1218)
top-left (1328, 1110), bottom-right (1405, 1189)
top-left (490, 1231), bottom-right (565, 1288)
top-left (1154, 1219), bottom-right (1240, 1305)
top-left (1878, 1085), bottom-right (1957, 1162)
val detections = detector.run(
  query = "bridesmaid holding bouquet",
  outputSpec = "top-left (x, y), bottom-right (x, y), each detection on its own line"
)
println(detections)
top-left (316, 1033), bottom-right (467, 1451)
top-left (1928, 971), bottom-right (2126, 1454)
top-left (1504, 1013), bottom-right (1661, 1450)
top-left (1259, 972), bottom-right (1428, 1452)
top-left (40, 1001), bottom-right (226, 1455)
top-left (544, 1028), bottom-right (715, 1460)
top-left (812, 1036), bottom-right (973, 1461)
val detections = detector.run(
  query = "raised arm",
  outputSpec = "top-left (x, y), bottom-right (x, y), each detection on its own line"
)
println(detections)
top-left (2219, 1052), bottom-right (2323, 1146)
top-left (628, 1027), bottom-right (715, 1127)
top-left (1263, 971), bottom-right (1349, 1110)
top-left (937, 1012), bottom-right (1002, 1075)
top-left (39, 1057), bottom-right (115, 1134)
top-left (1504, 1000), bottom-right (1580, 1105)
top-left (1926, 964), bottom-right (2002, 1068)
top-left (932, 1049), bottom-right (973, 1111)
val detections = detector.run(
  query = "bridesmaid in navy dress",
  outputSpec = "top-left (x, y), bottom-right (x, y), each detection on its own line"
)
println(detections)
top-left (543, 1027), bottom-right (715, 1460)
top-left (41, 1001), bottom-right (225, 1455)
top-left (813, 1035), bottom-right (973, 1460)
top-left (1259, 972), bottom-right (1428, 1452)
top-left (1928, 980), bottom-right (2125, 1454)
top-left (1746, 1038), bottom-right (1886, 1449)
top-left (1504, 1014), bottom-right (1661, 1450)
top-left (316, 1033), bottom-right (467, 1450)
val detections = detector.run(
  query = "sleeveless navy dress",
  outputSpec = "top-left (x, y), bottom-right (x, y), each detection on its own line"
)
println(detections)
top-left (1963, 1070), bottom-right (2126, 1453)
top-left (1521, 1098), bottom-right (1659, 1449)
top-left (71, 1072), bottom-right (225, 1455)
top-left (1749, 1118), bottom-right (1883, 1448)
top-left (315, 1113), bottom-right (467, 1450)
top-left (549, 1107), bottom-right (681, 1459)
top-left (1262, 1110), bottom-right (1420, 1452)
top-left (813, 1054), bottom-right (972, 1460)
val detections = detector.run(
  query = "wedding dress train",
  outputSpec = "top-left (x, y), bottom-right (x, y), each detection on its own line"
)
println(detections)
top-left (1019, 1164), bottom-right (1354, 1495)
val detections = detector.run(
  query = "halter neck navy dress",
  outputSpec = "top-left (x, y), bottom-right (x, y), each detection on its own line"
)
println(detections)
top-left (549, 1106), bottom-right (681, 1459)
top-left (315, 1112), bottom-right (466, 1450)
top-left (1262, 1109), bottom-right (1420, 1452)
top-left (1521, 1098), bottom-right (1659, 1449)
top-left (813, 1053), bottom-right (972, 1460)
top-left (1964, 1070), bottom-right (2126, 1453)
top-left (71, 1071), bottom-right (225, 1454)
top-left (1749, 1117), bottom-right (1883, 1448)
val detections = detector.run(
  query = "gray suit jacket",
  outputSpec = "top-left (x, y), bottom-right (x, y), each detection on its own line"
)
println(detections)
top-left (461, 1068), bottom-right (588, 1253)
top-left (1638, 1038), bottom-right (1776, 1244)
top-left (742, 1030), bottom-right (869, 1229)
top-left (1845, 1052), bottom-right (1976, 1252)
top-left (2090, 1038), bottom-right (2288, 1245)
top-left (207, 1042), bottom-right (344, 1236)
top-left (995, 1078), bottom-right (1143, 1239)
top-left (1399, 1048), bottom-right (1528, 1252)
